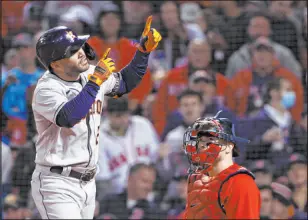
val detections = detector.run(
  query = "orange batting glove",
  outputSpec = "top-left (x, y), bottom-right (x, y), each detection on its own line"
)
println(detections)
top-left (137, 16), bottom-right (162, 53)
top-left (88, 48), bottom-right (116, 86)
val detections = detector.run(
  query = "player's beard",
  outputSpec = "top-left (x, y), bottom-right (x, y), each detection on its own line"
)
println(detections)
top-left (66, 63), bottom-right (89, 77)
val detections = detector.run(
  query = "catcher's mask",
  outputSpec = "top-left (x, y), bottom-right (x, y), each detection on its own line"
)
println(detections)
top-left (183, 111), bottom-right (250, 172)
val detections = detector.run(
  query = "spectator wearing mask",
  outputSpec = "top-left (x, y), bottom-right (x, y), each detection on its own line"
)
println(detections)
top-left (87, 3), bottom-right (152, 111)
top-left (226, 37), bottom-right (303, 122)
top-left (59, 5), bottom-right (94, 36)
top-left (96, 97), bottom-right (159, 199)
top-left (237, 77), bottom-right (299, 165)
top-left (258, 185), bottom-right (274, 220)
top-left (152, 38), bottom-right (228, 136)
top-left (161, 70), bottom-right (235, 141)
top-left (2, 33), bottom-right (44, 147)
top-left (98, 163), bottom-right (166, 219)
top-left (268, 0), bottom-right (300, 60)
top-left (287, 153), bottom-right (307, 213)
top-left (225, 12), bottom-right (302, 79)
top-left (249, 159), bottom-right (274, 187)
top-left (289, 110), bottom-right (307, 156)
top-left (2, 49), bottom-right (19, 77)
top-left (271, 182), bottom-right (307, 219)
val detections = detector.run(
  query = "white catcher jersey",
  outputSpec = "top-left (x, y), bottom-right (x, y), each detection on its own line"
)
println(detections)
top-left (32, 65), bottom-right (116, 168)
top-left (96, 115), bottom-right (159, 194)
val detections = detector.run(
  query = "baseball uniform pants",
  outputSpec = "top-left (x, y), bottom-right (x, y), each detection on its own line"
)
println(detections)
top-left (31, 165), bottom-right (96, 219)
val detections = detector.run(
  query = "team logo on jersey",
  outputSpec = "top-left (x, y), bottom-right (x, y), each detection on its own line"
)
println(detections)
top-left (66, 31), bottom-right (77, 42)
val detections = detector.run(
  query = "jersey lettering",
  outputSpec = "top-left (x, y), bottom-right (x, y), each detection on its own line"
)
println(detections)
top-left (89, 100), bottom-right (102, 115)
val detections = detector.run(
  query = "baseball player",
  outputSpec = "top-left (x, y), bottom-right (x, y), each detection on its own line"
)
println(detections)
top-left (96, 97), bottom-right (159, 198)
top-left (30, 16), bottom-right (161, 219)
top-left (181, 111), bottom-right (261, 219)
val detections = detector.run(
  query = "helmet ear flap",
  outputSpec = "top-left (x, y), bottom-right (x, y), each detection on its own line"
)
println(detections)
top-left (83, 43), bottom-right (96, 60)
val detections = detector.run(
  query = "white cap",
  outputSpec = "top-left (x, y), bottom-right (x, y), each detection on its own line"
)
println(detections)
top-left (60, 5), bottom-right (94, 26)
top-left (180, 3), bottom-right (202, 23)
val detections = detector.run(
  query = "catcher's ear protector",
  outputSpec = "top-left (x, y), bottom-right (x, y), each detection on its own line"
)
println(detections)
top-left (183, 111), bottom-right (250, 171)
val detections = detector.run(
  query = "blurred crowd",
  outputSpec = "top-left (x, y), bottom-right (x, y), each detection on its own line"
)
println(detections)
top-left (1, 1), bottom-right (307, 219)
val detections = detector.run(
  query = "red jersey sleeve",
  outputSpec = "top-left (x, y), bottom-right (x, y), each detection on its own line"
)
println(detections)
top-left (222, 174), bottom-right (261, 219)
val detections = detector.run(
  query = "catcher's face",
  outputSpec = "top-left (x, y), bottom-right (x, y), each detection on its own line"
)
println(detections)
top-left (51, 47), bottom-right (89, 77)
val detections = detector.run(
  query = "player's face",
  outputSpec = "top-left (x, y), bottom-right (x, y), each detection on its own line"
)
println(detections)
top-left (52, 47), bottom-right (89, 76)
top-left (260, 188), bottom-right (273, 217)
top-left (179, 95), bottom-right (203, 125)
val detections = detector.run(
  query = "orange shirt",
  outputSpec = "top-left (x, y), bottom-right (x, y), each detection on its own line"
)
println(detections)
top-left (152, 64), bottom-right (229, 136)
top-left (2, 1), bottom-right (29, 33)
top-left (87, 36), bottom-right (152, 104)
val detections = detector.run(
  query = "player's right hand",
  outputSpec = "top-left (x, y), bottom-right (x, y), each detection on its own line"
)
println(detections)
top-left (88, 48), bottom-right (116, 86)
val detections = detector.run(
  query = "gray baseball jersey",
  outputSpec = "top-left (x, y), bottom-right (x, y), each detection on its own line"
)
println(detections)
top-left (32, 64), bottom-right (116, 168)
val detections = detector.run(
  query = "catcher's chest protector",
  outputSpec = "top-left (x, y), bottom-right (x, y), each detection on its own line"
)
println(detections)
top-left (184, 163), bottom-right (254, 219)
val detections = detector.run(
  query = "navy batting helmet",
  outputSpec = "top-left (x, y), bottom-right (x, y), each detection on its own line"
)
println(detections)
top-left (36, 26), bottom-right (96, 69)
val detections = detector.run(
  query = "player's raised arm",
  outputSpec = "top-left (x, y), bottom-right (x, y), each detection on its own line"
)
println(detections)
top-left (92, 15), bottom-right (162, 98)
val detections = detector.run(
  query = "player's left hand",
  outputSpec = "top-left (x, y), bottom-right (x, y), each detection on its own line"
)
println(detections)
top-left (137, 15), bottom-right (162, 53)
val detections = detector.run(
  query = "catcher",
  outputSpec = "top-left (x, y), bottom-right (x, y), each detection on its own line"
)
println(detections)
top-left (181, 111), bottom-right (261, 219)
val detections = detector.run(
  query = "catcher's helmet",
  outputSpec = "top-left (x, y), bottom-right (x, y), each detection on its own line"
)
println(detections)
top-left (36, 26), bottom-right (95, 69)
top-left (183, 111), bottom-right (250, 171)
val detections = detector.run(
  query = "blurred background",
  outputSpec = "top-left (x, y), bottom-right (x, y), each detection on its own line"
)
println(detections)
top-left (1, 1), bottom-right (307, 219)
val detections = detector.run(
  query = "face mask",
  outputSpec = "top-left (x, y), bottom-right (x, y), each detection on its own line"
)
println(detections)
top-left (281, 91), bottom-right (296, 109)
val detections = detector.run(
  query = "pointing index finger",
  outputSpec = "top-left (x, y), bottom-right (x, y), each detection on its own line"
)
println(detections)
top-left (142, 15), bottom-right (152, 37)
top-left (102, 48), bottom-right (111, 59)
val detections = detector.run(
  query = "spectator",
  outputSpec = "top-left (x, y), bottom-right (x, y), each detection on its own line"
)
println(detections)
top-left (268, 0), bottom-right (300, 60)
top-left (225, 12), bottom-right (302, 79)
top-left (149, 1), bottom-right (204, 74)
top-left (122, 1), bottom-right (153, 41)
top-left (43, 1), bottom-right (108, 28)
top-left (2, 33), bottom-right (44, 147)
top-left (161, 170), bottom-right (188, 219)
top-left (155, 90), bottom-right (202, 186)
top-left (11, 141), bottom-right (36, 208)
top-left (249, 159), bottom-right (274, 187)
top-left (289, 110), bottom-right (307, 156)
top-left (96, 97), bottom-right (159, 199)
top-left (152, 38), bottom-right (228, 136)
top-left (140, 93), bottom-right (157, 121)
top-left (87, 3), bottom-right (153, 112)
top-left (271, 182), bottom-right (307, 219)
top-left (3, 194), bottom-right (23, 220)
top-left (287, 153), bottom-right (307, 213)
top-left (214, 0), bottom-right (251, 57)
top-left (2, 48), bottom-right (19, 76)
top-left (161, 72), bottom-right (235, 141)
top-left (59, 5), bottom-right (94, 35)
top-left (237, 78), bottom-right (300, 166)
top-left (226, 37), bottom-right (304, 122)
top-left (258, 185), bottom-right (273, 220)
top-left (1, 142), bottom-right (13, 185)
top-left (20, 2), bottom-right (44, 36)
top-left (98, 163), bottom-right (166, 219)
